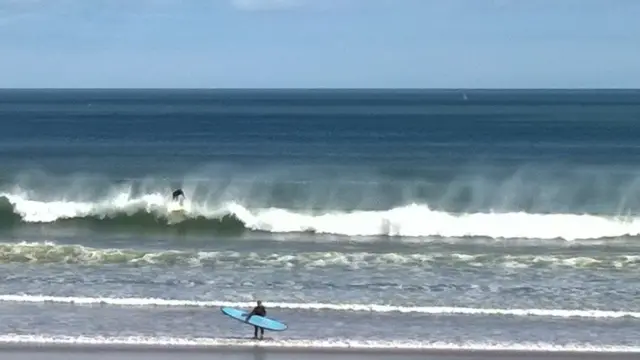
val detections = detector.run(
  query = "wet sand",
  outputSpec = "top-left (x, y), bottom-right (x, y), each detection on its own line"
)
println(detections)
top-left (0, 344), bottom-right (638, 360)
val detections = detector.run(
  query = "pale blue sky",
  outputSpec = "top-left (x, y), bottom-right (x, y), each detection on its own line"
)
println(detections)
top-left (1, 0), bottom-right (639, 88)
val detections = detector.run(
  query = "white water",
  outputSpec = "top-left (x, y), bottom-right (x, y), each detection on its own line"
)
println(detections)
top-left (1, 241), bottom-right (639, 269)
top-left (3, 190), bottom-right (640, 240)
top-left (0, 334), bottom-right (638, 352)
top-left (1, 294), bottom-right (638, 319)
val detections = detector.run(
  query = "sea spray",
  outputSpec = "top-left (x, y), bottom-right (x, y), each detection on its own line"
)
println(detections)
top-left (1, 193), bottom-right (640, 240)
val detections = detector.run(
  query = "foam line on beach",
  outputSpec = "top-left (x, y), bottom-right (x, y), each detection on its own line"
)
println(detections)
top-left (0, 334), bottom-right (639, 354)
top-left (1, 294), bottom-right (638, 319)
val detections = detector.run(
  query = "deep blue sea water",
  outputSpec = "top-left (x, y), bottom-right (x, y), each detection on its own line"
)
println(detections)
top-left (1, 89), bottom-right (640, 351)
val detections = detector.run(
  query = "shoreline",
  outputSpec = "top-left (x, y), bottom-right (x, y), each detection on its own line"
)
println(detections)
top-left (0, 342), bottom-right (639, 357)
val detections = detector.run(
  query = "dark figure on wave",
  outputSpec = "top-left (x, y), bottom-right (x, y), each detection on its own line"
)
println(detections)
top-left (172, 188), bottom-right (185, 206)
top-left (245, 300), bottom-right (267, 340)
top-left (172, 188), bottom-right (185, 200)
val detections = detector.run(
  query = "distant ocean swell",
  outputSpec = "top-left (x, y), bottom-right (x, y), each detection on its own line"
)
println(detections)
top-left (2, 192), bottom-right (640, 240)
top-left (2, 242), bottom-right (639, 269)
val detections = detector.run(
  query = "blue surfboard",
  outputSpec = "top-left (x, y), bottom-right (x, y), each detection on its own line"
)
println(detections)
top-left (220, 307), bottom-right (288, 331)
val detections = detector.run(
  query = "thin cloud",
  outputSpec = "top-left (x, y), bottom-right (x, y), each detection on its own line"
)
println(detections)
top-left (230, 0), bottom-right (304, 11)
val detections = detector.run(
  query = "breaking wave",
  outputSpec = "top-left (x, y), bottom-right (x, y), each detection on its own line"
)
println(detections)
top-left (2, 191), bottom-right (640, 240)
top-left (0, 193), bottom-right (246, 232)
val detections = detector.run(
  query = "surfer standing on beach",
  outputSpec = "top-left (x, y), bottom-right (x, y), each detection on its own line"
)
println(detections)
top-left (246, 300), bottom-right (267, 340)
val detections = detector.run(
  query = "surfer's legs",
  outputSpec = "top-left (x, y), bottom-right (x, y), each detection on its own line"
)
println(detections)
top-left (253, 326), bottom-right (264, 339)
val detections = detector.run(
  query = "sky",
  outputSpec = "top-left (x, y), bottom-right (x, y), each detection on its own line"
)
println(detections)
top-left (0, 0), bottom-right (639, 88)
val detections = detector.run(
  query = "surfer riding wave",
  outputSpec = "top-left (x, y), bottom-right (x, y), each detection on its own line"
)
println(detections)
top-left (172, 189), bottom-right (185, 206)
top-left (172, 188), bottom-right (185, 201)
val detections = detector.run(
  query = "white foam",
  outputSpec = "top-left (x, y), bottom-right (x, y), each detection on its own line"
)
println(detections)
top-left (0, 334), bottom-right (638, 353)
top-left (232, 203), bottom-right (640, 240)
top-left (2, 191), bottom-right (183, 223)
top-left (1, 294), bottom-right (638, 319)
top-left (3, 191), bottom-right (640, 240)
top-left (4, 241), bottom-right (634, 269)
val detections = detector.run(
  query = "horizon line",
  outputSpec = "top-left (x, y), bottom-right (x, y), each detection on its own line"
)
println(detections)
top-left (1, 87), bottom-right (640, 91)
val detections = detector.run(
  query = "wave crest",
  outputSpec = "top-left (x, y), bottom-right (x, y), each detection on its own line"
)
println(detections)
top-left (2, 191), bottom-right (640, 240)
top-left (0, 194), bottom-right (246, 233)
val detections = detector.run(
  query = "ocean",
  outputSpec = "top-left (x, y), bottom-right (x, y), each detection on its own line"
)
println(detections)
top-left (1, 89), bottom-right (640, 354)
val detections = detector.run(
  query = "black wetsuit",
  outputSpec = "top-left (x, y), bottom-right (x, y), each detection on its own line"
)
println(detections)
top-left (172, 189), bottom-right (184, 200)
top-left (247, 305), bottom-right (266, 339)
